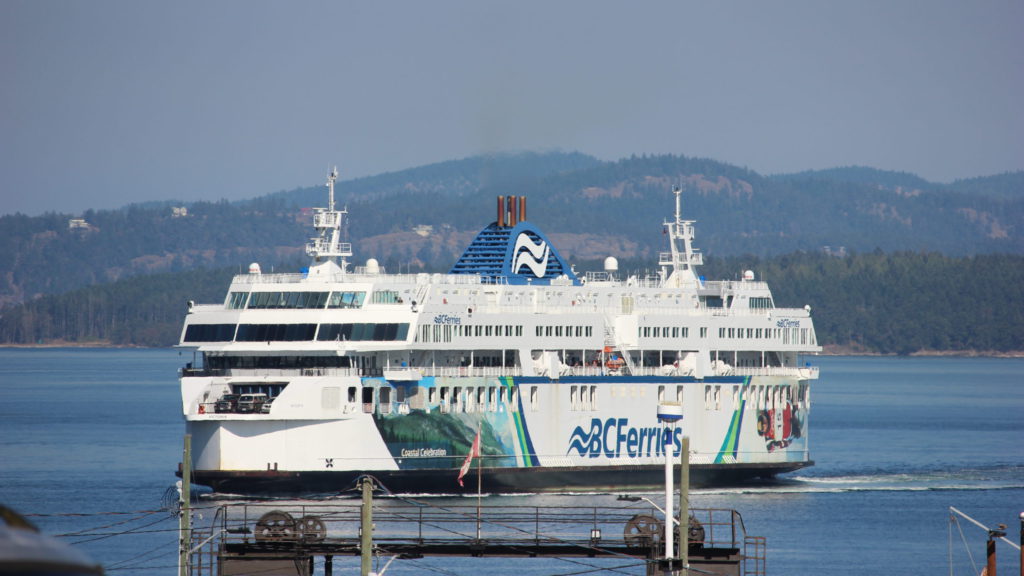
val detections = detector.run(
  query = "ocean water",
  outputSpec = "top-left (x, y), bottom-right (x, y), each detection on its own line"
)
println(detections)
top-left (1, 349), bottom-right (1021, 575)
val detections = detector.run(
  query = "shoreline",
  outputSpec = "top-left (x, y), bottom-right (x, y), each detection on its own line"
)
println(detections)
top-left (3, 341), bottom-right (1021, 358)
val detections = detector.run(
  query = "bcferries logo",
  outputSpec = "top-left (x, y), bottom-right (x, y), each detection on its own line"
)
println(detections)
top-left (567, 418), bottom-right (683, 459)
top-left (776, 319), bottom-right (801, 328)
top-left (512, 233), bottom-right (549, 278)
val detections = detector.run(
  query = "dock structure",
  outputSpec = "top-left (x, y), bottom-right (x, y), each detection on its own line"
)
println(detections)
top-left (185, 497), bottom-right (765, 576)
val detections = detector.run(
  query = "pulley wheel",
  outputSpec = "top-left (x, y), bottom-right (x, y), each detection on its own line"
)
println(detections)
top-left (254, 510), bottom-right (296, 541)
top-left (623, 514), bottom-right (662, 550)
top-left (297, 515), bottom-right (327, 542)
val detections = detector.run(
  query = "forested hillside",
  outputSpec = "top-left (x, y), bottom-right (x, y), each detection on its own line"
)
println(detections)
top-left (1, 252), bottom-right (1020, 354)
top-left (2, 152), bottom-right (1020, 309)
top-left (0, 267), bottom-right (235, 347)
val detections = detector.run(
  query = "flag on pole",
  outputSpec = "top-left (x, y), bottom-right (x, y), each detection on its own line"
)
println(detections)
top-left (457, 430), bottom-right (481, 487)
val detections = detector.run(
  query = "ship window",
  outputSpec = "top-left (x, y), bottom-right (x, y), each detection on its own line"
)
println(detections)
top-left (379, 387), bottom-right (391, 413)
top-left (362, 387), bottom-right (374, 413)
top-left (545, 326), bottom-right (553, 337)
top-left (530, 386), bottom-right (539, 412)
top-left (704, 385), bottom-right (711, 409)
top-left (235, 324), bottom-right (316, 342)
top-left (536, 326), bottom-right (543, 337)
top-left (372, 290), bottom-right (401, 304)
top-left (570, 386), bottom-right (578, 410)
top-left (657, 385), bottom-right (665, 402)
top-left (714, 386), bottom-right (721, 410)
top-left (590, 386), bottom-right (598, 410)
top-left (511, 386), bottom-right (520, 412)
top-left (348, 386), bottom-right (358, 403)
top-left (184, 323), bottom-right (236, 342)
top-left (732, 386), bottom-right (738, 407)
top-left (328, 291), bottom-right (366, 309)
top-left (676, 385), bottom-right (683, 405)
top-left (228, 292), bottom-right (249, 309)
top-left (700, 327), bottom-right (707, 338)
top-left (586, 326), bottom-right (592, 337)
top-left (317, 323), bottom-right (410, 341)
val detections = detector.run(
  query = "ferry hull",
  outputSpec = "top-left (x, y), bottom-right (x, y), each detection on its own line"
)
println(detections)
top-left (184, 460), bottom-right (813, 495)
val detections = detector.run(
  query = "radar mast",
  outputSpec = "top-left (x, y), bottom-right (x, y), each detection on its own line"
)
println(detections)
top-left (659, 185), bottom-right (703, 288)
top-left (305, 167), bottom-right (352, 272)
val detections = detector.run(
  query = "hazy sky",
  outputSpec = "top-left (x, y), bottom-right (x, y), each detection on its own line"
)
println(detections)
top-left (2, 1), bottom-right (1022, 216)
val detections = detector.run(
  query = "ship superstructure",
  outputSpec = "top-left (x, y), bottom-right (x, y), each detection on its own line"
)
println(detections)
top-left (178, 172), bottom-right (820, 493)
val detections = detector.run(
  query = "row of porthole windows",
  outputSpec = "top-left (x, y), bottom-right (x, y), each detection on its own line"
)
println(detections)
top-left (701, 384), bottom-right (806, 411)
top-left (534, 325), bottom-right (595, 338)
top-left (328, 382), bottom-right (808, 416)
top-left (718, 327), bottom-right (813, 344)
top-left (418, 324), bottom-right (525, 343)
top-left (639, 326), bottom-right (690, 339)
top-left (333, 384), bottom-right (527, 414)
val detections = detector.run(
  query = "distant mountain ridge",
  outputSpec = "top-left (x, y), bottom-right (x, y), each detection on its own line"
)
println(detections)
top-left (0, 151), bottom-right (1020, 307)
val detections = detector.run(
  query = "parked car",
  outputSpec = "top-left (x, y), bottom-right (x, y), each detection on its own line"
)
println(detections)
top-left (237, 393), bottom-right (268, 413)
top-left (214, 394), bottom-right (239, 413)
top-left (259, 397), bottom-right (275, 414)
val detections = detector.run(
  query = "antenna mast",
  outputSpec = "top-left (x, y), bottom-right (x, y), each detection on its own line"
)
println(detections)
top-left (659, 185), bottom-right (703, 287)
top-left (305, 166), bottom-right (352, 271)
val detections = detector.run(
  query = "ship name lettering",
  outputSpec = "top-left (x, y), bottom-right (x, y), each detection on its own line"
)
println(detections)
top-left (776, 319), bottom-right (801, 328)
top-left (401, 448), bottom-right (448, 457)
top-left (434, 314), bottom-right (462, 325)
top-left (567, 418), bottom-right (683, 459)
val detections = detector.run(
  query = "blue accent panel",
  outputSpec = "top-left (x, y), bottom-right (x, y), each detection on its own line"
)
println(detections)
top-left (509, 376), bottom-right (540, 466)
top-left (449, 222), bottom-right (580, 286)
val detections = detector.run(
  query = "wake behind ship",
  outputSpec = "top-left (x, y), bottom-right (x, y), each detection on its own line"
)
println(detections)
top-left (177, 169), bottom-right (821, 494)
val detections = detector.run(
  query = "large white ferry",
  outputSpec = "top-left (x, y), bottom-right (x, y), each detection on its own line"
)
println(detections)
top-left (177, 169), bottom-right (821, 494)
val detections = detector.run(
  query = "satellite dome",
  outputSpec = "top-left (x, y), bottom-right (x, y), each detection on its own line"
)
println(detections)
top-left (604, 257), bottom-right (619, 272)
top-left (248, 263), bottom-right (261, 275)
top-left (365, 258), bottom-right (380, 275)
top-left (743, 270), bottom-right (755, 281)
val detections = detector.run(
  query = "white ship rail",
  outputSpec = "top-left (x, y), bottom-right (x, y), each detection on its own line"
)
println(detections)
top-left (658, 251), bottom-right (704, 267)
top-left (230, 272), bottom-right (490, 286)
top-left (183, 363), bottom-right (818, 380)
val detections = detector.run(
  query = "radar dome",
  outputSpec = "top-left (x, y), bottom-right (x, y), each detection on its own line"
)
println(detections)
top-left (604, 257), bottom-right (619, 272)
top-left (248, 262), bottom-right (261, 275)
top-left (365, 258), bottom-right (380, 275)
top-left (743, 270), bottom-right (755, 281)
